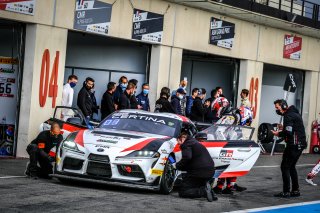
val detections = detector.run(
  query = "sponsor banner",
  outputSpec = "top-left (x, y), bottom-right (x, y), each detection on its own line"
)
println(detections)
top-left (0, 0), bottom-right (35, 15)
top-left (283, 73), bottom-right (297, 93)
top-left (132, 9), bottom-right (164, 44)
top-left (74, 0), bottom-right (112, 35)
top-left (0, 57), bottom-right (18, 124)
top-left (283, 35), bottom-right (302, 60)
top-left (209, 17), bottom-right (235, 49)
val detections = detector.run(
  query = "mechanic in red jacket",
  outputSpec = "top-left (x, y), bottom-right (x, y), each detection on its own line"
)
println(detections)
top-left (25, 122), bottom-right (63, 179)
top-left (176, 132), bottom-right (217, 202)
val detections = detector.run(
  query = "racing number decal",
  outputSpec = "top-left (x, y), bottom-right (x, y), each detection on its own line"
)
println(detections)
top-left (39, 49), bottom-right (60, 108)
top-left (249, 77), bottom-right (259, 119)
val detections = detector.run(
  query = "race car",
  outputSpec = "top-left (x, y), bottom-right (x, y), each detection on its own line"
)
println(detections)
top-left (49, 109), bottom-right (260, 194)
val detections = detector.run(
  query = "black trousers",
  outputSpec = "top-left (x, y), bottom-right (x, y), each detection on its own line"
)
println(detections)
top-left (281, 146), bottom-right (302, 193)
top-left (26, 144), bottom-right (53, 176)
top-left (178, 175), bottom-right (211, 198)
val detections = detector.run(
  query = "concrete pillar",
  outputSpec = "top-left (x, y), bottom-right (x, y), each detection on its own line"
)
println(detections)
top-left (16, 24), bottom-right (67, 157)
top-left (303, 71), bottom-right (318, 152)
top-left (238, 60), bottom-right (264, 139)
top-left (148, 45), bottom-right (182, 111)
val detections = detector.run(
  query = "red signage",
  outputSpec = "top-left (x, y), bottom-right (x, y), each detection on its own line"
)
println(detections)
top-left (39, 49), bottom-right (59, 108)
top-left (249, 77), bottom-right (259, 119)
top-left (283, 35), bottom-right (302, 60)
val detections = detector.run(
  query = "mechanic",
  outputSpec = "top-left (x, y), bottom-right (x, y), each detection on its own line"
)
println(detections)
top-left (155, 87), bottom-right (175, 113)
top-left (176, 132), bottom-right (217, 202)
top-left (77, 77), bottom-right (95, 123)
top-left (101, 82), bottom-right (116, 120)
top-left (61, 74), bottom-right (78, 121)
top-left (113, 76), bottom-right (128, 108)
top-left (271, 99), bottom-right (307, 198)
top-left (171, 88), bottom-right (186, 115)
top-left (119, 83), bottom-right (135, 110)
top-left (190, 88), bottom-right (210, 122)
top-left (136, 83), bottom-right (150, 111)
top-left (185, 88), bottom-right (199, 118)
top-left (306, 159), bottom-right (320, 186)
top-left (240, 89), bottom-right (251, 108)
top-left (25, 122), bottom-right (63, 179)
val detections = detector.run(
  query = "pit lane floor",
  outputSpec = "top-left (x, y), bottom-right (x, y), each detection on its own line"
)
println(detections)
top-left (0, 154), bottom-right (319, 213)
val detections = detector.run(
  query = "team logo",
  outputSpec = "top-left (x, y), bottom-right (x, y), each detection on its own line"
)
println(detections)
top-left (219, 150), bottom-right (233, 158)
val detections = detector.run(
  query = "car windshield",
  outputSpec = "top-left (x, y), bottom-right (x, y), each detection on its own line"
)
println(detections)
top-left (99, 112), bottom-right (181, 137)
top-left (201, 124), bottom-right (254, 141)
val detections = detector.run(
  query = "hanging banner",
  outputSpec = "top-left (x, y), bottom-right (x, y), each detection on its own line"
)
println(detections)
top-left (0, 57), bottom-right (18, 125)
top-left (209, 17), bottom-right (235, 49)
top-left (74, 0), bottom-right (112, 35)
top-left (132, 9), bottom-right (164, 44)
top-left (283, 35), bottom-right (302, 60)
top-left (0, 0), bottom-right (35, 15)
top-left (283, 73), bottom-right (297, 93)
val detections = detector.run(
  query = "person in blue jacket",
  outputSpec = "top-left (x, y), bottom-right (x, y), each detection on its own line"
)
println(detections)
top-left (136, 83), bottom-right (150, 111)
top-left (185, 88), bottom-right (199, 117)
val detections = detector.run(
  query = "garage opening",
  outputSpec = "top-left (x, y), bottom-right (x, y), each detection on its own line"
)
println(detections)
top-left (181, 50), bottom-right (239, 105)
top-left (259, 64), bottom-right (305, 125)
top-left (64, 31), bottom-right (151, 121)
top-left (0, 19), bottom-right (25, 157)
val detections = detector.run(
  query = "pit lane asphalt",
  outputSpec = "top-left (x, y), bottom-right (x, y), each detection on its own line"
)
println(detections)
top-left (0, 154), bottom-right (319, 213)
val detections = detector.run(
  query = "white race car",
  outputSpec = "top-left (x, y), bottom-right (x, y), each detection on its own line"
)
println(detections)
top-left (48, 109), bottom-right (260, 194)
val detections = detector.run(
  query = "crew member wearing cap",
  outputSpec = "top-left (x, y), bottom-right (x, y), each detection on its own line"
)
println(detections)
top-left (171, 88), bottom-right (186, 115)
top-left (25, 122), bottom-right (63, 179)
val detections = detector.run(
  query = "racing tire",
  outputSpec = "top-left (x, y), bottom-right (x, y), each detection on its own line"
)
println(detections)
top-left (313, 146), bottom-right (320, 154)
top-left (159, 159), bottom-right (176, 195)
top-left (258, 123), bottom-right (274, 143)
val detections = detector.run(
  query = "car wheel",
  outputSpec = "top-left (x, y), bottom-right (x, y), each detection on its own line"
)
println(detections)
top-left (313, 146), bottom-right (320, 154)
top-left (258, 123), bottom-right (274, 143)
top-left (159, 158), bottom-right (176, 195)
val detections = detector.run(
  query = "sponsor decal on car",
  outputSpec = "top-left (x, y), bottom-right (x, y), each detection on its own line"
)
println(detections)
top-left (219, 150), bottom-right (234, 157)
top-left (151, 169), bottom-right (163, 176)
top-left (97, 139), bottom-right (118, 144)
top-left (56, 157), bottom-right (61, 165)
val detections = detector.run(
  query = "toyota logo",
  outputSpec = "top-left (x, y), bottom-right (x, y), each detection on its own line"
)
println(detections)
top-left (97, 148), bottom-right (104, 152)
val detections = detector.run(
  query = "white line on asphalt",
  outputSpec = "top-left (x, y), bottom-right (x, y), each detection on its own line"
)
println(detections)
top-left (253, 164), bottom-right (314, 168)
top-left (0, 176), bottom-right (26, 179)
top-left (225, 200), bottom-right (320, 213)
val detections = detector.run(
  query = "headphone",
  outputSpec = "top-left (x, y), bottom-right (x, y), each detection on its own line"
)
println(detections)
top-left (279, 99), bottom-right (288, 110)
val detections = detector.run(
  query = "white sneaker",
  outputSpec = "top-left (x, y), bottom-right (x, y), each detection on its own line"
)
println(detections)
top-left (305, 178), bottom-right (317, 186)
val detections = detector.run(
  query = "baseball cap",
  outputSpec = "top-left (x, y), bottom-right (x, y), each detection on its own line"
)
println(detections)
top-left (176, 88), bottom-right (186, 94)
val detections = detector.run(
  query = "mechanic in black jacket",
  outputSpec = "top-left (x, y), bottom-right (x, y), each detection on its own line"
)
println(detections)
top-left (190, 88), bottom-right (210, 122)
top-left (155, 87), bottom-right (175, 113)
top-left (176, 132), bottom-right (217, 202)
top-left (271, 99), bottom-right (307, 198)
top-left (25, 122), bottom-right (63, 179)
top-left (77, 77), bottom-right (95, 120)
top-left (101, 82), bottom-right (116, 120)
top-left (119, 83), bottom-right (135, 110)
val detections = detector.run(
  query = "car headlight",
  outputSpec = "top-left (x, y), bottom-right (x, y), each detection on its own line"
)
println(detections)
top-left (125, 150), bottom-right (160, 158)
top-left (62, 140), bottom-right (82, 153)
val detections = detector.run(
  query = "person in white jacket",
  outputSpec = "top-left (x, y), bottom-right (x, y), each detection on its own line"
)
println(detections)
top-left (61, 75), bottom-right (78, 121)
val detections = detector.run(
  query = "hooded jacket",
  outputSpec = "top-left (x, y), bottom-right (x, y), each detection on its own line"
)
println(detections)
top-left (190, 97), bottom-right (209, 122)
top-left (279, 106), bottom-right (307, 149)
top-left (171, 95), bottom-right (182, 115)
top-left (176, 136), bottom-right (215, 178)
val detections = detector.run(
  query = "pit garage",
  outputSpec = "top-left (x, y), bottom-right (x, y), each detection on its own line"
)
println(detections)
top-left (64, 31), bottom-right (151, 121)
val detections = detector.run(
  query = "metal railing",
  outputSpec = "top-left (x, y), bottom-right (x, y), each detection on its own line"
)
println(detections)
top-left (253, 0), bottom-right (320, 21)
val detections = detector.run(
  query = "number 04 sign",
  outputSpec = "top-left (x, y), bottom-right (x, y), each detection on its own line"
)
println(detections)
top-left (39, 49), bottom-right (60, 108)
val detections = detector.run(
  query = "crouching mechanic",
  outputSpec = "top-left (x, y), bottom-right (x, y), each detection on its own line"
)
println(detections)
top-left (176, 132), bottom-right (217, 202)
top-left (25, 122), bottom-right (63, 179)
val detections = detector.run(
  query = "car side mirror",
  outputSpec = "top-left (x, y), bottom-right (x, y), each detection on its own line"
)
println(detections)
top-left (195, 132), bottom-right (207, 141)
top-left (66, 117), bottom-right (82, 125)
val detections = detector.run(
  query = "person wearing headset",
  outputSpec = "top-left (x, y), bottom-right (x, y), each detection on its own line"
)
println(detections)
top-left (271, 99), bottom-right (307, 198)
top-left (77, 77), bottom-right (95, 124)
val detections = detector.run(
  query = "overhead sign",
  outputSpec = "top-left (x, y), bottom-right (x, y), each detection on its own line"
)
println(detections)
top-left (74, 0), bottom-right (112, 35)
top-left (0, 0), bottom-right (35, 15)
top-left (132, 9), bottom-right (164, 44)
top-left (283, 35), bottom-right (302, 60)
top-left (209, 17), bottom-right (235, 49)
top-left (0, 57), bottom-right (18, 124)
top-left (283, 73), bottom-right (297, 93)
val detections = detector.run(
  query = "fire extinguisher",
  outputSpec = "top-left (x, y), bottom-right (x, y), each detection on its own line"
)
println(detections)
top-left (310, 119), bottom-right (320, 154)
